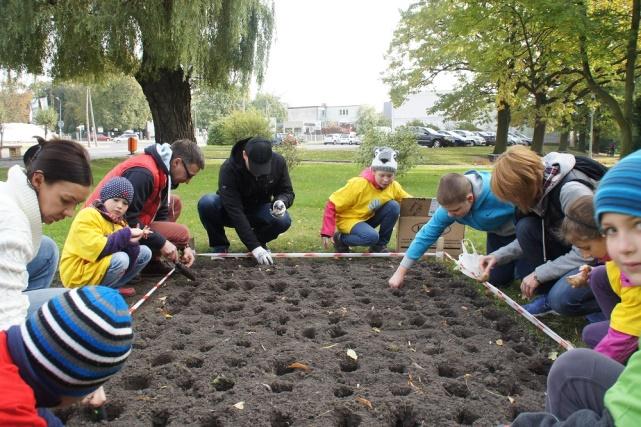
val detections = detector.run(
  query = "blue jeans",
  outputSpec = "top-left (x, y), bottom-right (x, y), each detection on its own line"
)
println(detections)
top-left (516, 216), bottom-right (599, 316)
top-left (99, 246), bottom-right (152, 288)
top-left (26, 236), bottom-right (59, 291)
top-left (486, 233), bottom-right (535, 288)
top-left (341, 200), bottom-right (400, 248)
top-left (25, 288), bottom-right (69, 317)
top-left (198, 193), bottom-right (292, 249)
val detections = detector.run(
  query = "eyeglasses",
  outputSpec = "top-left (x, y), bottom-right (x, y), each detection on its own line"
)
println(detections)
top-left (181, 158), bottom-right (195, 180)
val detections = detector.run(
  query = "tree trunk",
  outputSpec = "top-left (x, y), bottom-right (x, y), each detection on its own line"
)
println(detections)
top-left (578, 128), bottom-right (587, 152)
top-left (136, 66), bottom-right (195, 144)
top-left (559, 130), bottom-right (569, 152)
top-left (494, 100), bottom-right (510, 154)
top-left (531, 120), bottom-right (546, 155)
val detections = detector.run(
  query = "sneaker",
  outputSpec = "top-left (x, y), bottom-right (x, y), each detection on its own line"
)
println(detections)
top-left (210, 246), bottom-right (229, 254)
top-left (118, 287), bottom-right (136, 297)
top-left (332, 232), bottom-right (350, 253)
top-left (369, 244), bottom-right (389, 253)
top-left (522, 295), bottom-right (558, 317)
top-left (140, 259), bottom-right (173, 277)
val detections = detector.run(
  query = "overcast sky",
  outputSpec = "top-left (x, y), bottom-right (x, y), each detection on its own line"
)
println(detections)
top-left (256, 0), bottom-right (416, 111)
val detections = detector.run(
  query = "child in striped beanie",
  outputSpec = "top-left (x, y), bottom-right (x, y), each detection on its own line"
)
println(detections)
top-left (0, 286), bottom-right (133, 425)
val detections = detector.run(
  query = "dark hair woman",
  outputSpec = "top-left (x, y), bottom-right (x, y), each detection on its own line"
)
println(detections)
top-left (0, 137), bottom-right (92, 330)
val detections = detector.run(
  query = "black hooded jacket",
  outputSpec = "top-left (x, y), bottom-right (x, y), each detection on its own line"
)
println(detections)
top-left (217, 139), bottom-right (295, 250)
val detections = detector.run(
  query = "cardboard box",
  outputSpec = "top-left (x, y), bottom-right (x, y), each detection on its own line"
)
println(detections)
top-left (396, 198), bottom-right (465, 257)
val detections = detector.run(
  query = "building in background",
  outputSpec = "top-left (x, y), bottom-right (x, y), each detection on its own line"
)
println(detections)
top-left (284, 104), bottom-right (362, 134)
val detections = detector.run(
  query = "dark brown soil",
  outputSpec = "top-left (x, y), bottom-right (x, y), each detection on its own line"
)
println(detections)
top-left (58, 258), bottom-right (553, 426)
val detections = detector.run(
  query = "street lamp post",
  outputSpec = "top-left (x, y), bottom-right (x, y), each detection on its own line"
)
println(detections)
top-left (54, 96), bottom-right (63, 136)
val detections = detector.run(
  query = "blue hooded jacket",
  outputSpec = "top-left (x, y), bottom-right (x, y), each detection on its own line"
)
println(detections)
top-left (405, 170), bottom-right (515, 262)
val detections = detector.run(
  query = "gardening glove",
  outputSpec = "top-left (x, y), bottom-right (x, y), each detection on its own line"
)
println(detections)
top-left (368, 199), bottom-right (381, 212)
top-left (271, 200), bottom-right (286, 218)
top-left (252, 246), bottom-right (274, 265)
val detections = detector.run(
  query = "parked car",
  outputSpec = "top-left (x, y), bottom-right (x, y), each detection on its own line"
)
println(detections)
top-left (113, 132), bottom-right (138, 143)
top-left (476, 131), bottom-right (496, 146)
top-left (511, 131), bottom-right (532, 146)
top-left (440, 130), bottom-right (474, 147)
top-left (323, 133), bottom-right (340, 145)
top-left (407, 126), bottom-right (446, 148)
top-left (453, 130), bottom-right (486, 146)
top-left (95, 133), bottom-right (111, 142)
top-left (507, 132), bottom-right (530, 146)
top-left (338, 134), bottom-right (351, 145)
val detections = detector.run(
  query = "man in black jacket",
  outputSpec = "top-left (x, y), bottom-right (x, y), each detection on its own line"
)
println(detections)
top-left (198, 137), bottom-right (295, 265)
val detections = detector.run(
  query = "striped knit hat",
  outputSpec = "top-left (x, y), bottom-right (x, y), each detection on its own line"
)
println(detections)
top-left (100, 176), bottom-right (134, 204)
top-left (7, 286), bottom-right (133, 406)
top-left (595, 149), bottom-right (641, 223)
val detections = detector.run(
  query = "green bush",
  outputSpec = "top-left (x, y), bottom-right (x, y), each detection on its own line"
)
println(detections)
top-left (355, 128), bottom-right (421, 176)
top-left (208, 109), bottom-right (272, 145)
top-left (274, 134), bottom-right (301, 171)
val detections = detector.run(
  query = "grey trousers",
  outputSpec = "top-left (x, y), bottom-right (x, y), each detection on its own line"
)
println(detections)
top-left (546, 348), bottom-right (624, 419)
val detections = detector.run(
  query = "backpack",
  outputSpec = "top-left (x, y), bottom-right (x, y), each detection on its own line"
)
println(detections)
top-left (572, 155), bottom-right (608, 184)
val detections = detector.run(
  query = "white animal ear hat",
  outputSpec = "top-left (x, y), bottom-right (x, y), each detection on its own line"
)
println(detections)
top-left (371, 147), bottom-right (398, 173)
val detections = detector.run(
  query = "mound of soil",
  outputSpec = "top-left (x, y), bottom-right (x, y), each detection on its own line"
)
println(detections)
top-left (59, 258), bottom-right (553, 426)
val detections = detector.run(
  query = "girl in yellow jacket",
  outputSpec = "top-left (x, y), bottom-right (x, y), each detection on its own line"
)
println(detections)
top-left (320, 147), bottom-right (410, 253)
top-left (60, 177), bottom-right (152, 296)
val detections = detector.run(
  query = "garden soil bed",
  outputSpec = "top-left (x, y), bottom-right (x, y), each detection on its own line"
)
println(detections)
top-left (59, 257), bottom-right (555, 426)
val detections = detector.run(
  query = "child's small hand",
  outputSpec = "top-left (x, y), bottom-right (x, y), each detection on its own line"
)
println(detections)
top-left (129, 227), bottom-right (144, 243)
top-left (141, 226), bottom-right (153, 238)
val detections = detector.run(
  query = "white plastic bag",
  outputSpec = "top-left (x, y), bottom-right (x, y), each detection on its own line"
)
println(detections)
top-left (456, 239), bottom-right (484, 280)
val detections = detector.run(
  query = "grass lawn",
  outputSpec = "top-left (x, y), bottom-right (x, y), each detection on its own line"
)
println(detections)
top-left (2, 143), bottom-right (614, 345)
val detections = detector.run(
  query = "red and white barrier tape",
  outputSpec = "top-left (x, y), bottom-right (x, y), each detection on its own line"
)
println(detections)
top-left (129, 267), bottom-right (176, 314)
top-left (444, 252), bottom-right (574, 350)
top-left (197, 251), bottom-right (441, 259)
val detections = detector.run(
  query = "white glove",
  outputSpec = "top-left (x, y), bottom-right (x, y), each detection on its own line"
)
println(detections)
top-left (252, 246), bottom-right (274, 265)
top-left (271, 200), bottom-right (287, 218)
top-left (368, 199), bottom-right (381, 212)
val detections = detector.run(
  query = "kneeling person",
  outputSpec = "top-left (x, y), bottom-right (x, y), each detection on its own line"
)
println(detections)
top-left (198, 137), bottom-right (295, 265)
top-left (321, 147), bottom-right (410, 253)
top-left (60, 177), bottom-right (152, 296)
top-left (389, 171), bottom-right (530, 289)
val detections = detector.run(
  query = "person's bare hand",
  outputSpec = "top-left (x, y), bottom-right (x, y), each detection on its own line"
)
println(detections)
top-left (478, 255), bottom-right (497, 281)
top-left (520, 272), bottom-right (540, 299)
top-left (161, 240), bottom-right (178, 262)
top-left (129, 227), bottom-right (144, 243)
top-left (81, 386), bottom-right (106, 408)
top-left (181, 247), bottom-right (195, 267)
top-left (388, 269), bottom-right (406, 289)
top-left (322, 236), bottom-right (332, 250)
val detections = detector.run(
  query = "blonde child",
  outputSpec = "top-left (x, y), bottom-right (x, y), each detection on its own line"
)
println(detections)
top-left (60, 177), bottom-right (152, 296)
top-left (320, 147), bottom-right (410, 253)
top-left (560, 195), bottom-right (638, 363)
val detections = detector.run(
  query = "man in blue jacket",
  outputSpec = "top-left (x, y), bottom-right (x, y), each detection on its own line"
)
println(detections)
top-left (389, 171), bottom-right (530, 288)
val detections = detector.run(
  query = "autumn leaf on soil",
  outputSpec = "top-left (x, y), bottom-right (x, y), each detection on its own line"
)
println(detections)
top-left (233, 401), bottom-right (244, 410)
top-left (548, 351), bottom-right (558, 361)
top-left (157, 296), bottom-right (167, 303)
top-left (288, 362), bottom-right (311, 372)
top-left (371, 327), bottom-right (381, 333)
top-left (508, 396), bottom-right (516, 404)
top-left (495, 339), bottom-right (504, 346)
top-left (355, 397), bottom-right (373, 410)
top-left (346, 349), bottom-right (358, 360)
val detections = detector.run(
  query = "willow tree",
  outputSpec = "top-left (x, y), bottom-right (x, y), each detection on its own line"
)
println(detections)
top-left (0, 0), bottom-right (274, 143)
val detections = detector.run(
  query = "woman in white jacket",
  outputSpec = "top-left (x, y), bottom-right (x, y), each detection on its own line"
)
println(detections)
top-left (0, 138), bottom-right (92, 330)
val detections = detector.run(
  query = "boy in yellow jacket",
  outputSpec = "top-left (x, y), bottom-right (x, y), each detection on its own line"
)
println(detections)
top-left (60, 177), bottom-right (152, 296)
